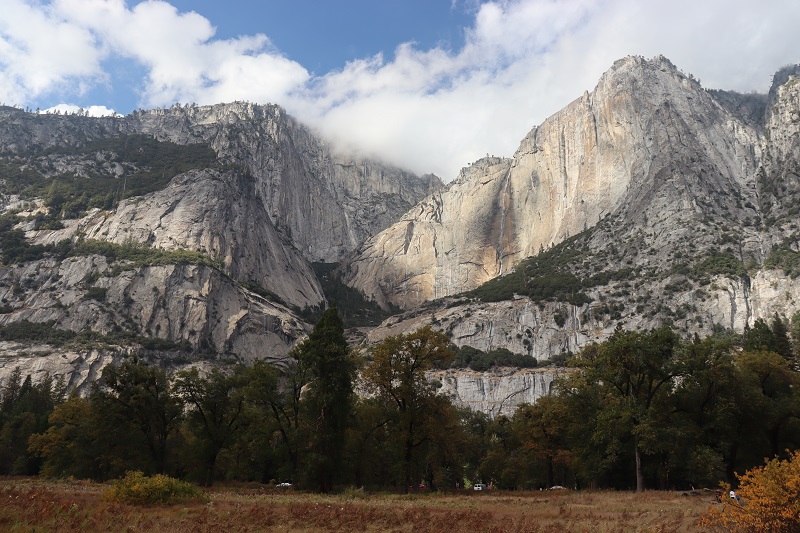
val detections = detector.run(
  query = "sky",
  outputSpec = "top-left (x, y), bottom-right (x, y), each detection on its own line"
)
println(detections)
top-left (1, 0), bottom-right (798, 181)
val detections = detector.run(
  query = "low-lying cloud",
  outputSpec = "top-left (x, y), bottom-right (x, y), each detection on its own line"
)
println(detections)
top-left (2, 0), bottom-right (798, 180)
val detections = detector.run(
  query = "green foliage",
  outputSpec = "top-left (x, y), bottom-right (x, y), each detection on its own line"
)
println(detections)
top-left (28, 395), bottom-right (112, 480)
top-left (294, 307), bottom-right (355, 492)
top-left (83, 286), bottom-right (107, 301)
top-left (16, 326), bottom-right (800, 495)
top-left (691, 250), bottom-right (746, 282)
top-left (0, 213), bottom-right (218, 269)
top-left (70, 239), bottom-right (219, 269)
top-left (94, 360), bottom-right (183, 475)
top-left (105, 471), bottom-right (205, 505)
top-left (563, 325), bottom-right (684, 492)
top-left (448, 345), bottom-right (538, 371)
top-left (173, 367), bottom-right (248, 486)
top-left (469, 233), bottom-right (634, 305)
top-left (743, 314), bottom-right (795, 359)
top-left (0, 320), bottom-right (77, 345)
top-left (0, 320), bottom-right (194, 354)
top-left (362, 326), bottom-right (457, 491)
top-left (0, 370), bottom-right (64, 475)
top-left (764, 244), bottom-right (800, 278)
top-left (1, 134), bottom-right (218, 218)
top-left (0, 214), bottom-right (50, 264)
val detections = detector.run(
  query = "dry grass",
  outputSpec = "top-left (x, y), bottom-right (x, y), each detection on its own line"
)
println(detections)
top-left (0, 478), bottom-right (717, 532)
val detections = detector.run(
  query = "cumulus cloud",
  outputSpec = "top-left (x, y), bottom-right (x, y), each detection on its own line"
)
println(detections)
top-left (50, 0), bottom-right (310, 107)
top-left (2, 0), bottom-right (799, 180)
top-left (0, 0), bottom-right (106, 103)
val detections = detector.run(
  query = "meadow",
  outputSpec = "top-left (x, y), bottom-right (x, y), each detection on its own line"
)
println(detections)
top-left (0, 478), bottom-right (719, 532)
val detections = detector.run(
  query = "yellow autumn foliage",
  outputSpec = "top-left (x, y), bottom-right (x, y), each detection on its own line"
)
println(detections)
top-left (104, 471), bottom-right (206, 506)
top-left (700, 450), bottom-right (800, 532)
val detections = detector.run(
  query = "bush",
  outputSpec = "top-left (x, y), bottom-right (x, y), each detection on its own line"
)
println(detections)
top-left (763, 246), bottom-right (800, 278)
top-left (105, 471), bottom-right (206, 506)
top-left (691, 251), bottom-right (746, 282)
top-left (700, 451), bottom-right (800, 532)
top-left (84, 286), bottom-right (107, 301)
top-left (447, 344), bottom-right (538, 370)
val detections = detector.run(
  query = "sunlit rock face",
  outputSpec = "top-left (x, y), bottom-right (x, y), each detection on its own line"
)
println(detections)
top-left (343, 56), bottom-right (762, 310)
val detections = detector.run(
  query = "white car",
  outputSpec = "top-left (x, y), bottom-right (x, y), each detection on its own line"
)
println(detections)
top-left (473, 483), bottom-right (487, 491)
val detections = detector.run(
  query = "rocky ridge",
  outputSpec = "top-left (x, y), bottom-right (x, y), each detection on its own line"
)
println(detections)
top-left (347, 55), bottom-right (800, 367)
top-left (2, 56), bottom-right (799, 416)
top-left (0, 102), bottom-right (438, 389)
top-left (343, 55), bottom-right (762, 310)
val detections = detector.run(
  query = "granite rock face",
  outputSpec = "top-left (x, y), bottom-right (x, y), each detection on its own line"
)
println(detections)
top-left (0, 255), bottom-right (304, 359)
top-left (343, 56), bottom-right (762, 310)
top-left (355, 56), bottom-right (800, 377)
top-left (0, 103), bottom-right (442, 263)
top-left (431, 367), bottom-right (566, 418)
top-left (2, 57), bottom-right (800, 417)
top-left (0, 102), bottom-right (438, 390)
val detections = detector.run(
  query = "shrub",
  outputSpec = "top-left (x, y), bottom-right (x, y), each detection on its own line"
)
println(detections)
top-left (691, 251), bottom-right (746, 282)
top-left (700, 451), bottom-right (800, 532)
top-left (764, 246), bottom-right (800, 278)
top-left (105, 471), bottom-right (206, 506)
top-left (84, 286), bottom-right (107, 301)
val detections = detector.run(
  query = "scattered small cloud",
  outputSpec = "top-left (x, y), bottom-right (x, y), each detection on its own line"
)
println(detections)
top-left (43, 104), bottom-right (116, 117)
top-left (1, 0), bottom-right (798, 180)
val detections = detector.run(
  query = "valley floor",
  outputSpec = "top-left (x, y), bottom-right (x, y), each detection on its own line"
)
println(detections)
top-left (0, 478), bottom-right (717, 532)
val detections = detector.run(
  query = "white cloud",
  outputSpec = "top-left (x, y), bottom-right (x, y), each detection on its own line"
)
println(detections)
top-left (49, 0), bottom-right (310, 107)
top-left (2, 0), bottom-right (799, 180)
top-left (43, 104), bottom-right (116, 116)
top-left (0, 0), bottom-right (105, 103)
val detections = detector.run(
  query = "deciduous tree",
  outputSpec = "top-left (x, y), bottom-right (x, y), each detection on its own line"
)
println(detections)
top-left (362, 326), bottom-right (455, 491)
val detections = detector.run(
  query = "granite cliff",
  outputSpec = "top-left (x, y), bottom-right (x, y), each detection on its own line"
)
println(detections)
top-left (343, 56), bottom-right (762, 310)
top-left (1, 56), bottom-right (799, 416)
top-left (0, 102), bottom-right (438, 389)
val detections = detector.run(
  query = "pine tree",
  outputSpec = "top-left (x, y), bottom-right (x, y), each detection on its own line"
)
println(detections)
top-left (770, 313), bottom-right (794, 360)
top-left (297, 306), bottom-right (355, 492)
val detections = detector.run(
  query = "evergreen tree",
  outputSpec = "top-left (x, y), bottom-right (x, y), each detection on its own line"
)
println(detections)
top-left (744, 318), bottom-right (776, 353)
top-left (296, 306), bottom-right (355, 492)
top-left (770, 313), bottom-right (794, 360)
top-left (93, 360), bottom-right (182, 474)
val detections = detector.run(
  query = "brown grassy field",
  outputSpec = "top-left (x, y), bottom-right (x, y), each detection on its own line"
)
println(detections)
top-left (0, 478), bottom-right (719, 532)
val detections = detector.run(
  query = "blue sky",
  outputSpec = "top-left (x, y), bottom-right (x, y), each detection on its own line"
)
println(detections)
top-left (169, 1), bottom-right (473, 74)
top-left (1, 0), bottom-right (799, 180)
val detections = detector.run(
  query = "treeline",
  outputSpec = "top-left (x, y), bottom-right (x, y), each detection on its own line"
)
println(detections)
top-left (447, 344), bottom-right (541, 371)
top-left (1, 310), bottom-right (799, 492)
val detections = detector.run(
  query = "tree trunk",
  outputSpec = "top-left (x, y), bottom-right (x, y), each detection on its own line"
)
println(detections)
top-left (204, 449), bottom-right (219, 487)
top-left (404, 426), bottom-right (414, 494)
top-left (635, 444), bottom-right (645, 493)
top-left (725, 442), bottom-right (739, 485)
